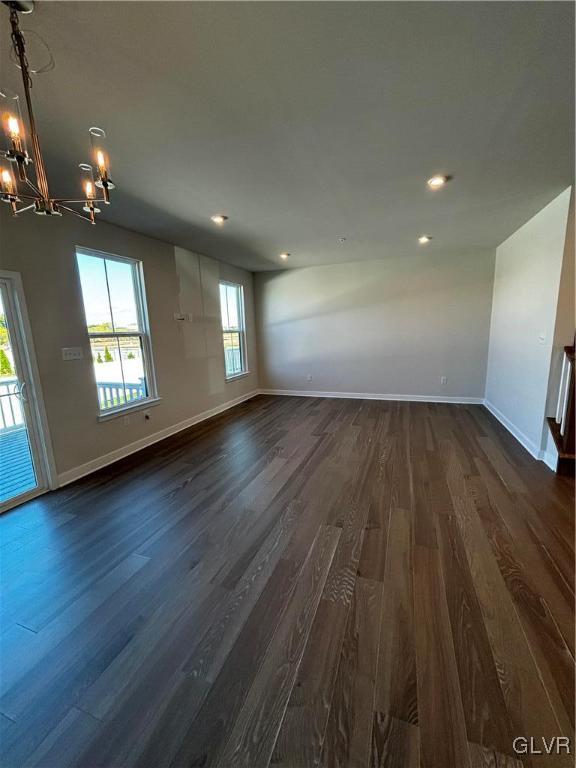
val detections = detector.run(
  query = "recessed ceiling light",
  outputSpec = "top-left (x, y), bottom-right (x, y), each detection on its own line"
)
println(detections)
top-left (427, 175), bottom-right (449, 189)
top-left (280, 252), bottom-right (290, 260)
top-left (418, 235), bottom-right (432, 244)
top-left (210, 214), bottom-right (228, 225)
top-left (337, 237), bottom-right (346, 243)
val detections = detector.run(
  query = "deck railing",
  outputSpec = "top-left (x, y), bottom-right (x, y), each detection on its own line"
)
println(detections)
top-left (0, 377), bottom-right (23, 431)
top-left (0, 377), bottom-right (147, 430)
top-left (97, 380), bottom-right (146, 411)
top-left (224, 347), bottom-right (243, 376)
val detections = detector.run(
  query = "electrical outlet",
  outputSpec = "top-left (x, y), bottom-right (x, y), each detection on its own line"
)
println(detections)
top-left (440, 376), bottom-right (447, 385)
top-left (62, 347), bottom-right (83, 361)
top-left (306, 373), bottom-right (313, 382)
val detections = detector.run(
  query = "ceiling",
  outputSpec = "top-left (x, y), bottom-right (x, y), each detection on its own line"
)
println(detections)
top-left (1, 1), bottom-right (573, 271)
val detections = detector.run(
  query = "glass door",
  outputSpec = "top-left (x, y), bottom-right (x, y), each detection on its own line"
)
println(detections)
top-left (0, 277), bottom-right (47, 510)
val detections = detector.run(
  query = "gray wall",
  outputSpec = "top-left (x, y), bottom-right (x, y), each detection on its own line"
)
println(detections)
top-left (255, 249), bottom-right (495, 399)
top-left (0, 208), bottom-right (258, 480)
top-left (485, 187), bottom-right (572, 458)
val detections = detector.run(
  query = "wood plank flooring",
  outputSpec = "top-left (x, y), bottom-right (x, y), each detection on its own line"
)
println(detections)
top-left (0, 395), bottom-right (574, 768)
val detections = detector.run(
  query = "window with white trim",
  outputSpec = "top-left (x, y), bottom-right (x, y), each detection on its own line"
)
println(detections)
top-left (76, 248), bottom-right (157, 414)
top-left (219, 281), bottom-right (247, 378)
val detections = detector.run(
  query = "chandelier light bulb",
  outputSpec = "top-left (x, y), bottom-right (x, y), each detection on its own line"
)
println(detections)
top-left (1, 90), bottom-right (28, 163)
top-left (7, 115), bottom-right (20, 138)
top-left (89, 127), bottom-right (114, 201)
top-left (79, 163), bottom-right (100, 217)
top-left (1, 168), bottom-right (14, 194)
top-left (0, 166), bottom-right (18, 211)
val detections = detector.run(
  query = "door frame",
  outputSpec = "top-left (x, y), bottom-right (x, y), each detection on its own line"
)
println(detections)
top-left (0, 270), bottom-right (57, 513)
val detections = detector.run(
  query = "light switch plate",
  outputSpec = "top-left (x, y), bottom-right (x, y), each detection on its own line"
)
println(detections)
top-left (62, 347), bottom-right (84, 361)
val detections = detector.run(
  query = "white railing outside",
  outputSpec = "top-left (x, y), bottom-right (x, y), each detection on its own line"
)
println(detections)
top-left (97, 379), bottom-right (146, 411)
top-left (0, 377), bottom-right (148, 431)
top-left (0, 377), bottom-right (23, 431)
top-left (224, 347), bottom-right (242, 376)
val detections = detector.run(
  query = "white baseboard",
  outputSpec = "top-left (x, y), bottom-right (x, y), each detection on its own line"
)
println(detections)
top-left (57, 390), bottom-right (260, 487)
top-left (482, 399), bottom-right (547, 463)
top-left (541, 450), bottom-right (558, 472)
top-left (259, 388), bottom-right (484, 404)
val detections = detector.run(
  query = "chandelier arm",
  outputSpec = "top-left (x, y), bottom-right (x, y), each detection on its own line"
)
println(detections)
top-left (12, 192), bottom-right (38, 201)
top-left (54, 197), bottom-right (106, 204)
top-left (58, 204), bottom-right (95, 223)
top-left (23, 177), bottom-right (41, 196)
top-left (12, 202), bottom-right (36, 215)
top-left (9, 7), bottom-right (50, 201)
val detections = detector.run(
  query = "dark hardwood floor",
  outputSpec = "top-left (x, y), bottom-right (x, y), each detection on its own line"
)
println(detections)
top-left (1, 395), bottom-right (574, 768)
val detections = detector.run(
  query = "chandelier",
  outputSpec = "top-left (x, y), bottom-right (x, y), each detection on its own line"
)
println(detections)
top-left (0, 0), bottom-right (114, 224)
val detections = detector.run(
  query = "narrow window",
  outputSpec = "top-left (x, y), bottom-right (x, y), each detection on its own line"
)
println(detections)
top-left (219, 281), bottom-right (247, 378)
top-left (76, 248), bottom-right (157, 414)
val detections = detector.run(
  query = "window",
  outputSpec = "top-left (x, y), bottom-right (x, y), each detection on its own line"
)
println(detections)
top-left (76, 248), bottom-right (157, 414)
top-left (219, 281), bottom-right (247, 378)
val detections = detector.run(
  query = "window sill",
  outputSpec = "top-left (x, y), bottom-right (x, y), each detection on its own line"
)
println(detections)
top-left (225, 371), bottom-right (251, 382)
top-left (97, 396), bottom-right (162, 422)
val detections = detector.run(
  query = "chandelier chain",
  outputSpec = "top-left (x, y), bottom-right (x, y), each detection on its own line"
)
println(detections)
top-left (9, 8), bottom-right (32, 91)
